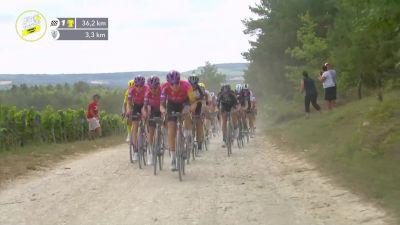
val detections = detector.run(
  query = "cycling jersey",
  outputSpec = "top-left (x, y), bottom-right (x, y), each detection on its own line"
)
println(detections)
top-left (217, 90), bottom-right (237, 112)
top-left (160, 80), bottom-right (196, 104)
top-left (239, 89), bottom-right (252, 108)
top-left (192, 85), bottom-right (204, 100)
top-left (128, 85), bottom-right (150, 105)
top-left (123, 89), bottom-right (129, 104)
top-left (144, 88), bottom-right (161, 109)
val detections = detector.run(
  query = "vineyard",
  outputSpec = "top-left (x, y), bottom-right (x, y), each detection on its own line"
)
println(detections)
top-left (0, 105), bottom-right (125, 151)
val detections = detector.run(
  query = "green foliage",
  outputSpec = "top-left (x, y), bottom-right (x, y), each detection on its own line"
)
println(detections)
top-left (197, 61), bottom-right (226, 92)
top-left (286, 12), bottom-right (328, 83)
top-left (244, 0), bottom-right (400, 101)
top-left (243, 0), bottom-right (336, 99)
top-left (0, 82), bottom-right (125, 114)
top-left (0, 105), bottom-right (125, 151)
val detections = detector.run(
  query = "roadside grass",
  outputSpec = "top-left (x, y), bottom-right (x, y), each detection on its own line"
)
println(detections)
top-left (0, 135), bottom-right (125, 186)
top-left (266, 90), bottom-right (400, 221)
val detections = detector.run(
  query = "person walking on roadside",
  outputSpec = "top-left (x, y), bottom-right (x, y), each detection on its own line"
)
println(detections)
top-left (318, 64), bottom-right (336, 110)
top-left (86, 94), bottom-right (102, 139)
top-left (301, 71), bottom-right (321, 118)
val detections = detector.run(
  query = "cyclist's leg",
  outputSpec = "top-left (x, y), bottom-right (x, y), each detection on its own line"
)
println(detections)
top-left (166, 102), bottom-right (183, 170)
top-left (131, 104), bottom-right (142, 147)
top-left (148, 109), bottom-right (160, 146)
top-left (126, 120), bottom-right (132, 141)
top-left (131, 120), bottom-right (139, 145)
top-left (167, 120), bottom-right (177, 149)
top-left (232, 109), bottom-right (239, 137)
top-left (196, 117), bottom-right (204, 150)
top-left (221, 110), bottom-right (228, 146)
top-left (182, 110), bottom-right (192, 138)
top-left (248, 111), bottom-right (254, 137)
top-left (242, 109), bottom-right (248, 130)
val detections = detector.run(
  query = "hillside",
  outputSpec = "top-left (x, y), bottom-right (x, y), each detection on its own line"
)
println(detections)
top-left (0, 63), bottom-right (248, 89)
top-left (266, 91), bottom-right (400, 220)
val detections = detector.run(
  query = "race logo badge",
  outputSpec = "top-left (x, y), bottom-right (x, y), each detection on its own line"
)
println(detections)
top-left (15, 10), bottom-right (47, 42)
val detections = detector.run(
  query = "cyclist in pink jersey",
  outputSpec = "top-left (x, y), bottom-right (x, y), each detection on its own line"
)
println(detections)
top-left (143, 76), bottom-right (162, 165)
top-left (160, 70), bottom-right (196, 171)
top-left (127, 75), bottom-right (149, 161)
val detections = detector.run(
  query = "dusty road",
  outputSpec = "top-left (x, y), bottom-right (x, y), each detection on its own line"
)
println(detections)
top-left (0, 134), bottom-right (393, 225)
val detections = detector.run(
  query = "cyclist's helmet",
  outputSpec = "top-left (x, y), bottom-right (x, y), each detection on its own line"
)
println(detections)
top-left (243, 83), bottom-right (249, 90)
top-left (128, 79), bottom-right (135, 88)
top-left (134, 75), bottom-right (145, 87)
top-left (166, 70), bottom-right (180, 85)
top-left (147, 76), bottom-right (160, 88)
top-left (188, 75), bottom-right (199, 86)
top-left (222, 84), bottom-right (231, 93)
top-left (210, 92), bottom-right (215, 97)
top-left (235, 84), bottom-right (242, 93)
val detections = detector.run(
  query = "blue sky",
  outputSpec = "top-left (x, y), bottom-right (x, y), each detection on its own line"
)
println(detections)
top-left (0, 0), bottom-right (256, 74)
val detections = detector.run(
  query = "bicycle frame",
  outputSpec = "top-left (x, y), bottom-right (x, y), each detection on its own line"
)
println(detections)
top-left (170, 112), bottom-right (186, 181)
top-left (149, 117), bottom-right (165, 175)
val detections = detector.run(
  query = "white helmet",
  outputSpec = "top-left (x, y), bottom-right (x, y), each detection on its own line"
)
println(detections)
top-left (243, 83), bottom-right (249, 89)
top-left (235, 84), bottom-right (242, 92)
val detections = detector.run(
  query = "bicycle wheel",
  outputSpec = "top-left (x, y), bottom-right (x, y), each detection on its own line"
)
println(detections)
top-left (186, 135), bottom-right (191, 165)
top-left (129, 142), bottom-right (134, 163)
top-left (153, 128), bottom-right (159, 175)
top-left (176, 129), bottom-right (183, 181)
top-left (237, 121), bottom-right (242, 149)
top-left (137, 127), bottom-right (143, 169)
top-left (159, 128), bottom-right (164, 171)
top-left (192, 142), bottom-right (197, 160)
top-left (227, 119), bottom-right (232, 156)
top-left (192, 123), bottom-right (198, 159)
top-left (129, 131), bottom-right (134, 163)
top-left (142, 132), bottom-right (148, 167)
top-left (204, 124), bottom-right (209, 151)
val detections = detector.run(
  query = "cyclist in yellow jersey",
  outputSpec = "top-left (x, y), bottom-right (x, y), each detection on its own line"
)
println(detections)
top-left (124, 80), bottom-right (135, 142)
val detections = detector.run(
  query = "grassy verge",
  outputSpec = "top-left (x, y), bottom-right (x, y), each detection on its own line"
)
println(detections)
top-left (266, 91), bottom-right (400, 221)
top-left (0, 135), bottom-right (125, 187)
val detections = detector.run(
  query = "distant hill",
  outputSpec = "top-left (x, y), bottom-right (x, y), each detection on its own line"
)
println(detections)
top-left (0, 63), bottom-right (248, 89)
top-left (183, 63), bottom-right (248, 77)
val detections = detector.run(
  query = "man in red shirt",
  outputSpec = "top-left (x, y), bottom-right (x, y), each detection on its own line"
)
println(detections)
top-left (87, 94), bottom-right (101, 138)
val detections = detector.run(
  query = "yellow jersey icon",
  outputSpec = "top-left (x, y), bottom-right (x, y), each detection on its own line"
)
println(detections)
top-left (67, 19), bottom-right (74, 28)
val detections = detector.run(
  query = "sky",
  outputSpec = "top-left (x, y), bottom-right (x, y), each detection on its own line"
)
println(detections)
top-left (0, 0), bottom-right (257, 74)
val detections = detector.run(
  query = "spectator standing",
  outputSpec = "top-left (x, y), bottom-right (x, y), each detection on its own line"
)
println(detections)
top-left (300, 71), bottom-right (321, 118)
top-left (318, 64), bottom-right (336, 110)
top-left (87, 94), bottom-right (102, 138)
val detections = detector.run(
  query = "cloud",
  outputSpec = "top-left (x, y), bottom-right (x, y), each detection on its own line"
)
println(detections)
top-left (0, 0), bottom-right (256, 74)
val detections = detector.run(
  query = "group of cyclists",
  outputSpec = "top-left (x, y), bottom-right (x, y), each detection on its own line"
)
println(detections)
top-left (122, 70), bottom-right (257, 178)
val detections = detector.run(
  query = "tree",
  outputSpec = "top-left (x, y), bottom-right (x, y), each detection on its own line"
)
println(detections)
top-left (286, 12), bottom-right (328, 84)
top-left (329, 0), bottom-right (400, 100)
top-left (198, 61), bottom-right (226, 92)
top-left (242, 0), bottom-right (336, 99)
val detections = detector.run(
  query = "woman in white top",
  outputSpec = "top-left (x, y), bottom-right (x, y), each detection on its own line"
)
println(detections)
top-left (318, 63), bottom-right (336, 110)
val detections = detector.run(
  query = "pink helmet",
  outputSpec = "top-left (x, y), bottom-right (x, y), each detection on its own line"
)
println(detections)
top-left (166, 70), bottom-right (180, 85)
top-left (147, 76), bottom-right (160, 88)
top-left (134, 75), bottom-right (145, 87)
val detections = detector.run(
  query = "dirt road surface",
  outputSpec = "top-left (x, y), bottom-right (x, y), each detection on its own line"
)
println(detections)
top-left (0, 134), bottom-right (394, 225)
